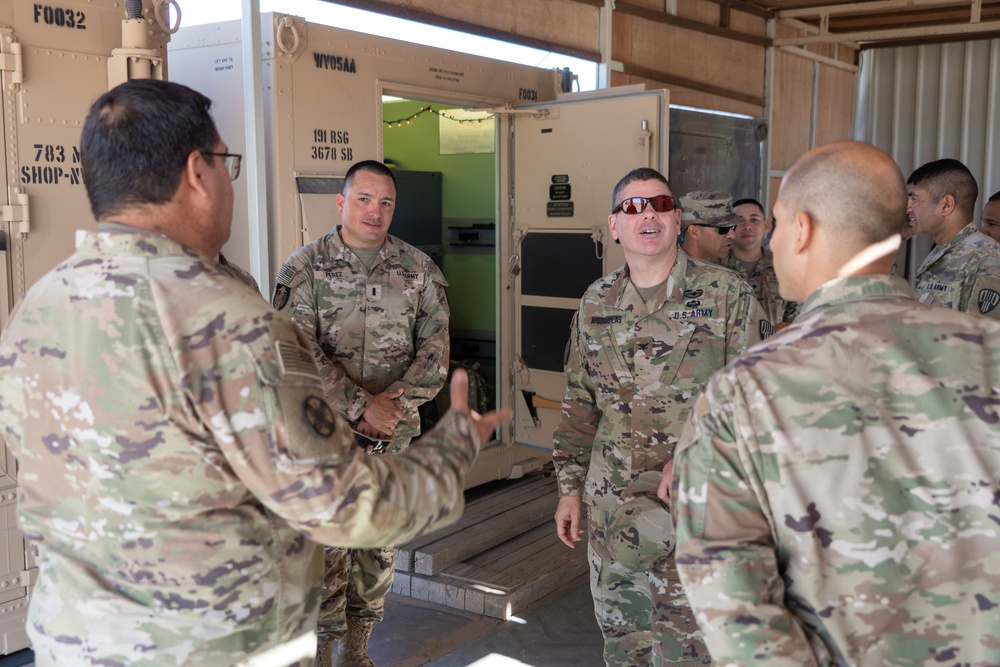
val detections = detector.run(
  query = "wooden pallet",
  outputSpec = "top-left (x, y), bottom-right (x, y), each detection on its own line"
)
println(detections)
top-left (392, 473), bottom-right (589, 619)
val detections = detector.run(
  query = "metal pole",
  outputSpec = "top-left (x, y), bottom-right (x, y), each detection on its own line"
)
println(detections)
top-left (241, 0), bottom-right (270, 296)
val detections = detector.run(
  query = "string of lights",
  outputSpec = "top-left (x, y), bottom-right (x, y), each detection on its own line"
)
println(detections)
top-left (383, 106), bottom-right (495, 129)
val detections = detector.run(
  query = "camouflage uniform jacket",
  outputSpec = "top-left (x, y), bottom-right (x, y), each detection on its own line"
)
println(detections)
top-left (0, 228), bottom-right (479, 666)
top-left (218, 251), bottom-right (260, 293)
top-left (915, 223), bottom-right (1000, 318)
top-left (721, 250), bottom-right (799, 325)
top-left (274, 229), bottom-right (449, 450)
top-left (552, 250), bottom-right (767, 513)
top-left (673, 274), bottom-right (1000, 666)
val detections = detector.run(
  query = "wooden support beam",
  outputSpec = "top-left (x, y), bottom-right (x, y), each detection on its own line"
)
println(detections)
top-left (321, 0), bottom-right (603, 62)
top-left (615, 2), bottom-right (771, 46)
top-left (620, 62), bottom-right (766, 107)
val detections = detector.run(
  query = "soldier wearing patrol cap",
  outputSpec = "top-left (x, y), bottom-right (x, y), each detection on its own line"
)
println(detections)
top-left (906, 158), bottom-right (1000, 317)
top-left (670, 140), bottom-right (1000, 666)
top-left (678, 190), bottom-right (738, 263)
top-left (552, 167), bottom-right (769, 666)
top-left (0, 79), bottom-right (506, 667)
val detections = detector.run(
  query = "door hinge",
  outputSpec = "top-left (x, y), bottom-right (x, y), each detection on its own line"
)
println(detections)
top-left (2, 189), bottom-right (30, 236)
top-left (0, 41), bottom-right (23, 85)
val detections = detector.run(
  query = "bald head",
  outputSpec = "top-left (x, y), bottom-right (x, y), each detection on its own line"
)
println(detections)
top-left (779, 141), bottom-right (906, 253)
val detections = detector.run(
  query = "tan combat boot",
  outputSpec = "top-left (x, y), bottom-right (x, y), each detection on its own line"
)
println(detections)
top-left (315, 635), bottom-right (335, 667)
top-left (334, 619), bottom-right (376, 667)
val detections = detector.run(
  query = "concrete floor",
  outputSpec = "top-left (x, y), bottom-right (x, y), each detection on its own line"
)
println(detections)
top-left (0, 574), bottom-right (605, 667)
top-left (370, 574), bottom-right (604, 667)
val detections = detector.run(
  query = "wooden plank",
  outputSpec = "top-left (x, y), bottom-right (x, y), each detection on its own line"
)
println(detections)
top-left (484, 549), bottom-right (588, 618)
top-left (414, 490), bottom-right (557, 574)
top-left (394, 474), bottom-right (554, 570)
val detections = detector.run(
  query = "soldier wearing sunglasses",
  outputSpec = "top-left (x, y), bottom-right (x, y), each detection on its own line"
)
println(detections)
top-left (678, 191), bottom-right (738, 263)
top-left (552, 167), bottom-right (769, 666)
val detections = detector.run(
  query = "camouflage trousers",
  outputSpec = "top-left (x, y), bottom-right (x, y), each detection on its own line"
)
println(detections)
top-left (587, 507), bottom-right (710, 666)
top-left (317, 545), bottom-right (395, 641)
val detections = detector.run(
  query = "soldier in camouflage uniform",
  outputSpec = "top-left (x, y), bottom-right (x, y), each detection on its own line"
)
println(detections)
top-left (980, 190), bottom-right (1000, 243)
top-left (272, 160), bottom-right (449, 666)
top-left (552, 171), bottom-right (768, 666)
top-left (0, 80), bottom-right (504, 667)
top-left (907, 158), bottom-right (1000, 317)
top-left (670, 140), bottom-right (1000, 666)
top-left (722, 197), bottom-right (799, 328)
top-left (677, 190), bottom-right (738, 263)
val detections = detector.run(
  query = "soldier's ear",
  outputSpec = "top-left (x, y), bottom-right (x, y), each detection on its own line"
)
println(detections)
top-left (940, 193), bottom-right (957, 216)
top-left (793, 210), bottom-right (813, 254)
top-left (608, 213), bottom-right (619, 242)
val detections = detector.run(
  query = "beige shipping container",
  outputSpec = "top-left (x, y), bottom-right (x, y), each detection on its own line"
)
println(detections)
top-left (169, 14), bottom-right (670, 488)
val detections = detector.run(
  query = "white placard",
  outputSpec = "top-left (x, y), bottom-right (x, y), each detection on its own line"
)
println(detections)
top-left (439, 110), bottom-right (495, 155)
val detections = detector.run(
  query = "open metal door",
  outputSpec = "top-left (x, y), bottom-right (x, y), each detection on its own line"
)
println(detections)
top-left (496, 88), bottom-right (668, 470)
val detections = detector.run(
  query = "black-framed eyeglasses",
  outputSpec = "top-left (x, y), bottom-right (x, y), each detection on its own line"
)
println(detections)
top-left (612, 195), bottom-right (678, 215)
top-left (206, 152), bottom-right (242, 181)
top-left (690, 223), bottom-right (736, 235)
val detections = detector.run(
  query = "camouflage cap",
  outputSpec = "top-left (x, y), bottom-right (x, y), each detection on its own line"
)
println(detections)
top-left (680, 191), bottom-right (738, 228)
top-left (603, 470), bottom-right (675, 571)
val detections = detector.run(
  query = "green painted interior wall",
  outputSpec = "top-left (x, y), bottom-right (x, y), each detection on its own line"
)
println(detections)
top-left (382, 100), bottom-right (497, 335)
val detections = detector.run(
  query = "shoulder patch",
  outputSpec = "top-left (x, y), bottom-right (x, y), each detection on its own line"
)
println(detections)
top-left (272, 284), bottom-right (292, 310)
top-left (303, 396), bottom-right (337, 437)
top-left (978, 288), bottom-right (1000, 314)
top-left (759, 319), bottom-right (775, 339)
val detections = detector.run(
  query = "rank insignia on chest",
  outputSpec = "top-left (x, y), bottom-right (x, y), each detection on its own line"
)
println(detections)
top-left (368, 285), bottom-right (382, 301)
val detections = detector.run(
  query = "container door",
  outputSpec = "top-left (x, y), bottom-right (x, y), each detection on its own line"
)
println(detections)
top-left (499, 89), bottom-right (668, 455)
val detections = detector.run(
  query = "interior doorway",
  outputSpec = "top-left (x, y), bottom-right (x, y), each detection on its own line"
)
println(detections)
top-left (380, 97), bottom-right (500, 426)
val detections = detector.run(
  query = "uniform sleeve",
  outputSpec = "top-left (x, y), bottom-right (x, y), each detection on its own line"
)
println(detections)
top-left (672, 376), bottom-right (819, 666)
top-left (184, 304), bottom-right (480, 548)
top-left (727, 279), bottom-right (770, 358)
top-left (387, 261), bottom-right (450, 412)
top-left (552, 311), bottom-right (598, 497)
top-left (274, 253), bottom-right (373, 422)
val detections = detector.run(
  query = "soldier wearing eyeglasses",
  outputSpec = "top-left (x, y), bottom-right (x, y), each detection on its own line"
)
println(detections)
top-left (678, 190), bottom-right (738, 264)
top-left (0, 79), bottom-right (504, 666)
top-left (551, 167), bottom-right (769, 666)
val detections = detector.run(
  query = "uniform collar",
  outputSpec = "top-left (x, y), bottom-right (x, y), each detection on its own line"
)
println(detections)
top-left (798, 274), bottom-right (916, 317)
top-left (330, 226), bottom-right (401, 267)
top-left (609, 249), bottom-right (688, 313)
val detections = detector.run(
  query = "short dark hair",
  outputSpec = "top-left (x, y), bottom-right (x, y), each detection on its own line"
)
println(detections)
top-left (989, 190), bottom-right (1000, 203)
top-left (343, 160), bottom-right (396, 192)
top-left (611, 167), bottom-right (671, 210)
top-left (907, 158), bottom-right (979, 216)
top-left (732, 197), bottom-right (764, 216)
top-left (81, 79), bottom-right (220, 220)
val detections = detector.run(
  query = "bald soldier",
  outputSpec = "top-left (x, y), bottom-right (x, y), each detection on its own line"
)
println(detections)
top-left (0, 79), bottom-right (506, 667)
top-left (906, 158), bottom-right (1000, 317)
top-left (553, 168), bottom-right (768, 666)
top-left (668, 141), bottom-right (1000, 665)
